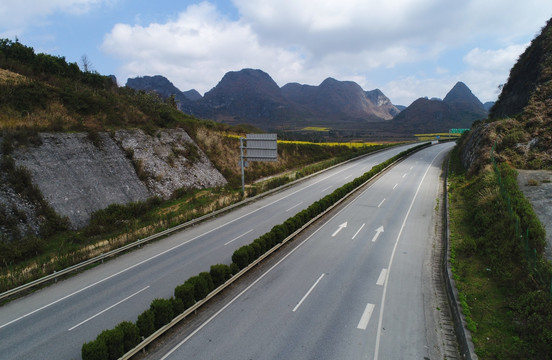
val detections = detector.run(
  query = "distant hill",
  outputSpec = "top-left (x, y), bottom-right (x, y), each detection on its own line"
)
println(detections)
top-left (390, 82), bottom-right (488, 133)
top-left (126, 69), bottom-right (401, 131)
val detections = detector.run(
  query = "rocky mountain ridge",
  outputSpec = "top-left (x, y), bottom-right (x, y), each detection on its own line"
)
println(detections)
top-left (126, 69), bottom-right (401, 131)
top-left (127, 71), bottom-right (489, 136)
top-left (391, 81), bottom-right (489, 133)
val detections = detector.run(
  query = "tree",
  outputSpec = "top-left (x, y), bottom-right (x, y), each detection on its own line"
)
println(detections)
top-left (81, 54), bottom-right (92, 73)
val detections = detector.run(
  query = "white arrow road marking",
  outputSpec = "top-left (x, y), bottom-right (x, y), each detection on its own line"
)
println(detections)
top-left (293, 273), bottom-right (325, 312)
top-left (357, 303), bottom-right (375, 330)
top-left (371, 226), bottom-right (384, 242)
top-left (352, 223), bottom-right (365, 240)
top-left (68, 286), bottom-right (150, 331)
top-left (332, 222), bottom-right (348, 237)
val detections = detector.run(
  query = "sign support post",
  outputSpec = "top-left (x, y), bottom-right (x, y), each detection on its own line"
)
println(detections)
top-left (239, 134), bottom-right (278, 195)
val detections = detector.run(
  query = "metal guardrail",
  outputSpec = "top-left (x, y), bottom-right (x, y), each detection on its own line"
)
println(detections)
top-left (0, 144), bottom-right (410, 301)
top-left (443, 154), bottom-right (478, 360)
top-left (119, 143), bottom-right (432, 359)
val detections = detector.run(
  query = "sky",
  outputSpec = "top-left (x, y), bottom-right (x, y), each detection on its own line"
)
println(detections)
top-left (1, 1), bottom-right (551, 106)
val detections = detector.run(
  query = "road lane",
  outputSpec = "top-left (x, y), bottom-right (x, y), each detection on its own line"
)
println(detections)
top-left (0, 143), bottom-right (420, 360)
top-left (157, 142), bottom-right (454, 360)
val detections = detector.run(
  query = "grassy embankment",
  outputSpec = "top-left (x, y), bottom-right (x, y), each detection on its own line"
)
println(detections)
top-left (447, 144), bottom-right (552, 359)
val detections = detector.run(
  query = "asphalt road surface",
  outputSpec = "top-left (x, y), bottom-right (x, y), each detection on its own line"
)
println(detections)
top-left (152, 141), bottom-right (455, 360)
top-left (0, 143), bottom-right (425, 360)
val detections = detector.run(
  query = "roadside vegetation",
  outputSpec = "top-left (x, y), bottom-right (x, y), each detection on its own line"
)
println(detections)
top-left (0, 38), bottom-right (404, 293)
top-left (447, 141), bottom-right (552, 359)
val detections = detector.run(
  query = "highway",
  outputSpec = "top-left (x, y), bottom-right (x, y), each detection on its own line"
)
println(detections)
top-left (0, 143), bottom-right (425, 360)
top-left (151, 142), bottom-right (455, 360)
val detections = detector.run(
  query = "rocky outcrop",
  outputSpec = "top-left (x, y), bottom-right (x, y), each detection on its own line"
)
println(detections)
top-left (114, 129), bottom-right (226, 199)
top-left (12, 132), bottom-right (149, 229)
top-left (6, 129), bottom-right (226, 230)
top-left (458, 123), bottom-right (495, 173)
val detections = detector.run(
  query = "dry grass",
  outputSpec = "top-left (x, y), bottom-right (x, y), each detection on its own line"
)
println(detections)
top-left (0, 68), bottom-right (26, 84)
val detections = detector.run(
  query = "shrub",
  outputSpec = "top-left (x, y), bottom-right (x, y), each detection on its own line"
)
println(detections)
top-left (171, 296), bottom-right (185, 316)
top-left (232, 245), bottom-right (250, 270)
top-left (136, 309), bottom-right (155, 338)
top-left (115, 321), bottom-right (140, 353)
top-left (186, 275), bottom-right (210, 301)
top-left (199, 271), bottom-right (215, 293)
top-left (513, 290), bottom-right (552, 357)
top-left (81, 338), bottom-right (108, 360)
top-left (174, 282), bottom-right (195, 308)
top-left (150, 298), bottom-right (174, 329)
top-left (230, 262), bottom-right (240, 275)
top-left (97, 327), bottom-right (124, 360)
top-left (210, 264), bottom-right (231, 287)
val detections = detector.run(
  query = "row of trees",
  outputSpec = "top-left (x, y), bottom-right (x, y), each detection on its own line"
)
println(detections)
top-left (81, 143), bottom-right (429, 360)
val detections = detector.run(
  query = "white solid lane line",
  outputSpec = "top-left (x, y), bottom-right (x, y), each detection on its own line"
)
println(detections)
top-left (68, 286), bottom-right (150, 331)
top-left (292, 273), bottom-right (325, 312)
top-left (224, 229), bottom-right (254, 246)
top-left (357, 303), bottom-right (375, 330)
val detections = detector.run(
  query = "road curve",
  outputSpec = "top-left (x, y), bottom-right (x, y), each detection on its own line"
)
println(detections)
top-left (151, 142), bottom-right (455, 360)
top-left (0, 144), bottom-right (421, 360)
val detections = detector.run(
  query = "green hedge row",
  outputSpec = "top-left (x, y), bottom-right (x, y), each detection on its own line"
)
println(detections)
top-left (82, 143), bottom-right (428, 359)
top-left (82, 263), bottom-right (233, 360)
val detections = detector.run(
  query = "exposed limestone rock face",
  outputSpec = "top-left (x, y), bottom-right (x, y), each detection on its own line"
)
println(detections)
top-left (459, 123), bottom-right (495, 174)
top-left (6, 129), bottom-right (226, 230)
top-left (12, 132), bottom-right (151, 229)
top-left (114, 129), bottom-right (227, 199)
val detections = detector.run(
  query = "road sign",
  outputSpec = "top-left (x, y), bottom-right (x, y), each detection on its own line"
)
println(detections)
top-left (239, 134), bottom-right (278, 192)
top-left (245, 133), bottom-right (277, 162)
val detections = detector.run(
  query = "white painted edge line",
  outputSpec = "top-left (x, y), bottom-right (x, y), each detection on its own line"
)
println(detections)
top-left (285, 201), bottom-right (304, 212)
top-left (378, 198), bottom-right (386, 208)
top-left (376, 269), bottom-right (387, 286)
top-left (373, 145), bottom-right (451, 360)
top-left (292, 273), bottom-right (325, 312)
top-left (352, 223), bottom-right (365, 240)
top-left (68, 286), bottom-right (150, 331)
top-left (357, 303), bottom-right (375, 330)
top-left (224, 229), bottom-right (254, 246)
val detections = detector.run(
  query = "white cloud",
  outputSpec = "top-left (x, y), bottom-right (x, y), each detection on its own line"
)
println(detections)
top-left (0, 0), bottom-right (108, 34)
top-left (461, 44), bottom-right (529, 102)
top-left (100, 0), bottom-right (550, 104)
top-left (103, 2), bottom-right (307, 93)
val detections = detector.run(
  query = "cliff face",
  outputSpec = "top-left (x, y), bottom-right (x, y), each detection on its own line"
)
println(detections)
top-left (4, 129), bottom-right (226, 230)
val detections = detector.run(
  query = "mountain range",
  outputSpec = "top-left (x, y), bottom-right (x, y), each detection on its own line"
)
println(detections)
top-left (126, 69), bottom-right (491, 136)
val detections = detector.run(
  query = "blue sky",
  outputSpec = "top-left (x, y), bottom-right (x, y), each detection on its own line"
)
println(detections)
top-left (1, 1), bottom-right (551, 106)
